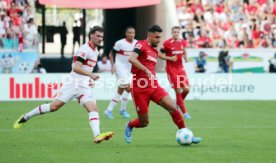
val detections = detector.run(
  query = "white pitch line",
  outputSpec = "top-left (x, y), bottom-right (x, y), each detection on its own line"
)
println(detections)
top-left (1, 126), bottom-right (276, 132)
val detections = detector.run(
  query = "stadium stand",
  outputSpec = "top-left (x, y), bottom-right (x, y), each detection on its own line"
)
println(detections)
top-left (175, 0), bottom-right (276, 48)
top-left (0, 0), bottom-right (37, 50)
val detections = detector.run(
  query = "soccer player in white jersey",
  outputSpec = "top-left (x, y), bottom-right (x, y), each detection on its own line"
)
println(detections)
top-left (13, 26), bottom-right (114, 144)
top-left (104, 27), bottom-right (137, 119)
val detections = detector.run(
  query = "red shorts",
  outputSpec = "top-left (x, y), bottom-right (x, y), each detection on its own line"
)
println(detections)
top-left (166, 68), bottom-right (189, 89)
top-left (130, 83), bottom-right (168, 114)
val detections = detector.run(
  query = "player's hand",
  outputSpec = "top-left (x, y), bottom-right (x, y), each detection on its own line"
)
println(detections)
top-left (184, 58), bottom-right (189, 62)
top-left (90, 73), bottom-right (100, 81)
top-left (158, 53), bottom-right (165, 59)
top-left (171, 56), bottom-right (177, 62)
top-left (88, 79), bottom-right (95, 88)
top-left (145, 69), bottom-right (155, 80)
top-left (111, 65), bottom-right (116, 75)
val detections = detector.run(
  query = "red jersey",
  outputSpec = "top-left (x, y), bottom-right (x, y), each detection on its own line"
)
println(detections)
top-left (132, 40), bottom-right (158, 80)
top-left (162, 38), bottom-right (187, 70)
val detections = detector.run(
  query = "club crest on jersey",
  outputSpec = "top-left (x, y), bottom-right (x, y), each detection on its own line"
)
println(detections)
top-left (135, 44), bottom-right (142, 49)
top-left (80, 53), bottom-right (86, 57)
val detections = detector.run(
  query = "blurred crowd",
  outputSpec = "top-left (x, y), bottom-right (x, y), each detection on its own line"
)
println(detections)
top-left (176, 0), bottom-right (276, 48)
top-left (0, 0), bottom-right (37, 51)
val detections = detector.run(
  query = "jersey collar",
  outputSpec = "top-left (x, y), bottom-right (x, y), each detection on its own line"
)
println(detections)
top-left (88, 41), bottom-right (96, 51)
top-left (125, 38), bottom-right (133, 44)
top-left (171, 38), bottom-right (180, 43)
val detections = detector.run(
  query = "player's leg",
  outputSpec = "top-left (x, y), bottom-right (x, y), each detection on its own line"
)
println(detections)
top-left (119, 69), bottom-right (132, 118)
top-left (180, 70), bottom-right (190, 100)
top-left (167, 70), bottom-right (189, 118)
top-left (104, 86), bottom-right (124, 119)
top-left (105, 69), bottom-right (130, 119)
top-left (124, 89), bottom-right (150, 143)
top-left (181, 86), bottom-right (189, 100)
top-left (120, 85), bottom-right (130, 118)
top-left (175, 87), bottom-right (187, 114)
top-left (13, 86), bottom-right (73, 129)
top-left (157, 95), bottom-right (201, 144)
top-left (79, 93), bottom-right (114, 144)
top-left (157, 95), bottom-right (185, 129)
top-left (178, 70), bottom-right (191, 119)
top-left (13, 99), bottom-right (65, 129)
top-left (181, 86), bottom-right (191, 119)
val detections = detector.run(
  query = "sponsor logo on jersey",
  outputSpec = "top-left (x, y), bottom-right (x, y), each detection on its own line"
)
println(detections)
top-left (172, 50), bottom-right (183, 55)
top-left (147, 55), bottom-right (157, 63)
top-left (86, 60), bottom-right (97, 67)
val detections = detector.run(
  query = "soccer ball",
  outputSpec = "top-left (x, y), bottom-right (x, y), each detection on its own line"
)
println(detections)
top-left (176, 128), bottom-right (193, 145)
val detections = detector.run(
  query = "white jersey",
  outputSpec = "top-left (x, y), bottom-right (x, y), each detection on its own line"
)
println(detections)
top-left (113, 38), bottom-right (137, 69)
top-left (68, 42), bottom-right (99, 88)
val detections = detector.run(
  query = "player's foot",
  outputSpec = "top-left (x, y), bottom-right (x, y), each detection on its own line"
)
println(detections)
top-left (192, 137), bottom-right (202, 144)
top-left (94, 132), bottom-right (114, 144)
top-left (120, 110), bottom-right (130, 119)
top-left (124, 121), bottom-right (133, 143)
top-left (104, 110), bottom-right (114, 119)
top-left (183, 113), bottom-right (192, 119)
top-left (13, 114), bottom-right (27, 129)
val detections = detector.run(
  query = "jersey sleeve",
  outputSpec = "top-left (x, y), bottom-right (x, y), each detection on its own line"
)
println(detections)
top-left (182, 40), bottom-right (188, 48)
top-left (161, 41), bottom-right (169, 53)
top-left (133, 42), bottom-right (144, 55)
top-left (76, 46), bottom-right (88, 63)
top-left (113, 41), bottom-right (121, 51)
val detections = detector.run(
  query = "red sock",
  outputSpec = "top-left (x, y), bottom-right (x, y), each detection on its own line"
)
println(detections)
top-left (128, 118), bottom-right (143, 128)
top-left (181, 91), bottom-right (188, 100)
top-left (176, 93), bottom-right (187, 114)
top-left (170, 109), bottom-right (185, 129)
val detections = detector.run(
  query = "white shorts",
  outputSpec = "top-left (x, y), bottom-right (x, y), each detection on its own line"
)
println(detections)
top-left (56, 84), bottom-right (96, 107)
top-left (115, 64), bottom-right (131, 87)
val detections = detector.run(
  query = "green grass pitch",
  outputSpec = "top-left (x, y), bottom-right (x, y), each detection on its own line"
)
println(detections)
top-left (1, 100), bottom-right (276, 163)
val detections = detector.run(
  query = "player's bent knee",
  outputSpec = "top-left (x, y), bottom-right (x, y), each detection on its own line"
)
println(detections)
top-left (140, 120), bottom-right (149, 127)
top-left (50, 103), bottom-right (60, 112)
top-left (50, 100), bottom-right (64, 112)
top-left (184, 87), bottom-right (190, 94)
top-left (167, 104), bottom-right (177, 112)
top-left (79, 94), bottom-right (96, 107)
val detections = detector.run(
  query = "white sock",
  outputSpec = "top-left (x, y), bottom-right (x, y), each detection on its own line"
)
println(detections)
top-left (107, 92), bottom-right (121, 112)
top-left (23, 104), bottom-right (51, 120)
top-left (89, 112), bottom-right (100, 137)
top-left (120, 91), bottom-right (129, 111)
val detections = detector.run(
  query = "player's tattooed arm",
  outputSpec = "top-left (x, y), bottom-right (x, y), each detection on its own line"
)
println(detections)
top-left (109, 49), bottom-right (116, 74)
top-left (73, 61), bottom-right (99, 80)
top-left (129, 52), bottom-right (153, 78)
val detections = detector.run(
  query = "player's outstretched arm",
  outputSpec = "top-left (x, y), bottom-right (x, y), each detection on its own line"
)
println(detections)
top-left (129, 52), bottom-right (153, 78)
top-left (73, 61), bottom-right (99, 80)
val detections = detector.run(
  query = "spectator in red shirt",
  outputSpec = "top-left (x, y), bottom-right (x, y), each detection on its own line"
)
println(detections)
top-left (197, 30), bottom-right (212, 48)
top-left (252, 24), bottom-right (264, 46)
top-left (8, 2), bottom-right (21, 19)
top-left (188, 0), bottom-right (204, 14)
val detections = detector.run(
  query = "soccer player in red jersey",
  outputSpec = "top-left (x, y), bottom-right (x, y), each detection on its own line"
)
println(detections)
top-left (124, 25), bottom-right (201, 144)
top-left (159, 26), bottom-right (191, 119)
